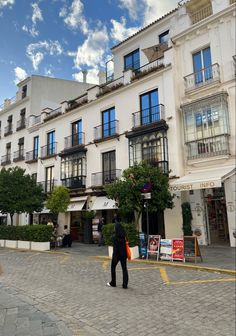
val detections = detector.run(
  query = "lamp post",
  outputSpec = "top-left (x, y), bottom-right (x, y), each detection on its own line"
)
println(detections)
top-left (143, 192), bottom-right (151, 242)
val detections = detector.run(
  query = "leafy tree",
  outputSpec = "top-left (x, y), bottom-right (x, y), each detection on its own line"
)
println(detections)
top-left (0, 167), bottom-right (44, 225)
top-left (105, 161), bottom-right (174, 230)
top-left (45, 186), bottom-right (70, 222)
top-left (181, 202), bottom-right (193, 236)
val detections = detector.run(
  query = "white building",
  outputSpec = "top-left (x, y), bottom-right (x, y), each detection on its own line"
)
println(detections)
top-left (0, 0), bottom-right (235, 246)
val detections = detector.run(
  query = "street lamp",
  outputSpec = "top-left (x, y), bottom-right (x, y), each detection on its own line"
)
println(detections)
top-left (142, 192), bottom-right (151, 241)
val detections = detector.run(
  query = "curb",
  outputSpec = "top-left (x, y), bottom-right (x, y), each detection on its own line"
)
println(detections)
top-left (95, 256), bottom-right (236, 275)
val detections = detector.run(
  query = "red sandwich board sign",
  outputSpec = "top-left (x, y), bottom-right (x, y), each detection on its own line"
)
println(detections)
top-left (172, 239), bottom-right (184, 262)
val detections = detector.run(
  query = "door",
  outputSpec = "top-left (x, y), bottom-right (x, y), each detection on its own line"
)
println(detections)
top-left (102, 151), bottom-right (116, 184)
top-left (193, 47), bottom-right (212, 84)
top-left (140, 90), bottom-right (159, 125)
top-left (72, 120), bottom-right (82, 146)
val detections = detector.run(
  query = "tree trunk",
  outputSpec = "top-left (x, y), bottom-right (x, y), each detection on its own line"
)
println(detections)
top-left (134, 211), bottom-right (142, 232)
top-left (10, 214), bottom-right (14, 226)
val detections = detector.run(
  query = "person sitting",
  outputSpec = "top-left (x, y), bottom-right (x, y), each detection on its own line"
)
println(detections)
top-left (62, 225), bottom-right (72, 248)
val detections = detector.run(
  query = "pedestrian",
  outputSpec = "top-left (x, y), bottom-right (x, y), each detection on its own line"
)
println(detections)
top-left (98, 217), bottom-right (104, 246)
top-left (62, 225), bottom-right (72, 247)
top-left (107, 222), bottom-right (129, 289)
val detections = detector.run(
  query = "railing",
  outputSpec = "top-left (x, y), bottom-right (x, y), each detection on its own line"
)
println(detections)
top-left (191, 4), bottom-right (212, 24)
top-left (98, 77), bottom-right (124, 96)
top-left (61, 176), bottom-right (86, 189)
top-left (124, 60), bottom-right (140, 71)
top-left (40, 142), bottom-right (57, 159)
top-left (1, 155), bottom-right (11, 166)
top-left (91, 169), bottom-right (122, 187)
top-left (186, 134), bottom-right (230, 160)
top-left (25, 150), bottom-right (38, 162)
top-left (184, 63), bottom-right (220, 91)
top-left (133, 58), bottom-right (164, 76)
top-left (4, 124), bottom-right (13, 136)
top-left (64, 132), bottom-right (85, 149)
top-left (0, 96), bottom-right (16, 111)
top-left (16, 118), bottom-right (26, 131)
top-left (132, 104), bottom-right (165, 128)
top-left (13, 150), bottom-right (25, 162)
top-left (38, 179), bottom-right (56, 193)
top-left (44, 107), bottom-right (62, 121)
top-left (67, 94), bottom-right (88, 111)
top-left (94, 120), bottom-right (119, 141)
top-left (29, 115), bottom-right (41, 127)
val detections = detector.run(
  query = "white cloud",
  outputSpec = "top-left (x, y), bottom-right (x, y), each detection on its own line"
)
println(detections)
top-left (0, 0), bottom-right (14, 8)
top-left (73, 27), bottom-right (109, 69)
top-left (26, 40), bottom-right (63, 71)
top-left (22, 2), bottom-right (43, 37)
top-left (110, 17), bottom-right (140, 42)
top-left (118, 0), bottom-right (144, 21)
top-left (14, 67), bottom-right (28, 85)
top-left (59, 0), bottom-right (88, 34)
top-left (143, 0), bottom-right (179, 25)
top-left (72, 69), bottom-right (99, 84)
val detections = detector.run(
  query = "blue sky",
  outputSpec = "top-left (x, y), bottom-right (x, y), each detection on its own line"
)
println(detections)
top-left (0, 0), bottom-right (179, 104)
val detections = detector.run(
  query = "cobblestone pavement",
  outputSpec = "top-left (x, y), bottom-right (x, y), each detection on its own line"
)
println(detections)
top-left (0, 247), bottom-right (235, 336)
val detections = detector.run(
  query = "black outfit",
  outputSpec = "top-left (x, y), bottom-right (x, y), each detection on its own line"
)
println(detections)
top-left (62, 233), bottom-right (72, 247)
top-left (98, 220), bottom-right (104, 246)
top-left (109, 223), bottom-right (129, 289)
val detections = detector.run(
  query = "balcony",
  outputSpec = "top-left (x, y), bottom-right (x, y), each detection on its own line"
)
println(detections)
top-left (132, 104), bottom-right (165, 129)
top-left (40, 142), bottom-right (57, 159)
top-left (38, 179), bottom-right (56, 193)
top-left (91, 169), bottom-right (122, 187)
top-left (64, 132), bottom-right (85, 151)
top-left (13, 150), bottom-right (25, 162)
top-left (66, 94), bottom-right (88, 112)
top-left (186, 134), bottom-right (230, 160)
top-left (4, 124), bottom-right (12, 137)
top-left (61, 176), bottom-right (86, 190)
top-left (191, 4), bottom-right (212, 24)
top-left (184, 63), bottom-right (220, 92)
top-left (131, 58), bottom-right (165, 82)
top-left (25, 150), bottom-right (38, 163)
top-left (1, 155), bottom-right (11, 166)
top-left (16, 118), bottom-right (26, 131)
top-left (97, 77), bottom-right (124, 98)
top-left (94, 120), bottom-right (119, 143)
top-left (44, 107), bottom-right (62, 122)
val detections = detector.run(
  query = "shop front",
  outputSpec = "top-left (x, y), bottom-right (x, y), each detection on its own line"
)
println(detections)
top-left (170, 166), bottom-right (236, 247)
top-left (68, 196), bottom-right (88, 242)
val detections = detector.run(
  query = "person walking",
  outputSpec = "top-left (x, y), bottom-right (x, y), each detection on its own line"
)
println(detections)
top-left (107, 222), bottom-right (129, 289)
top-left (62, 225), bottom-right (72, 247)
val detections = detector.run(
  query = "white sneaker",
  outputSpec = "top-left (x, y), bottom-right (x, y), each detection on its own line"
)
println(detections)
top-left (106, 282), bottom-right (111, 287)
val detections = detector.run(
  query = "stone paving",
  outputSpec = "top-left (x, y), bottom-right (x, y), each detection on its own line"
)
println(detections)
top-left (0, 245), bottom-right (235, 336)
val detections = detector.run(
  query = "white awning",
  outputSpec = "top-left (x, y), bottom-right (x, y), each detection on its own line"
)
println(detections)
top-left (170, 166), bottom-right (235, 192)
top-left (90, 196), bottom-right (117, 210)
top-left (0, 212), bottom-right (7, 217)
top-left (67, 196), bottom-right (87, 212)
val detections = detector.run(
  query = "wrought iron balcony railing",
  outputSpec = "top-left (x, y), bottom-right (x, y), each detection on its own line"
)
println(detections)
top-left (186, 134), bottom-right (230, 160)
top-left (91, 169), bottom-right (122, 187)
top-left (64, 132), bottom-right (85, 150)
top-left (16, 118), bottom-right (26, 131)
top-left (184, 63), bottom-right (220, 92)
top-left (13, 150), bottom-right (25, 162)
top-left (94, 120), bottom-right (119, 141)
top-left (4, 124), bottom-right (13, 137)
top-left (132, 104), bottom-right (165, 128)
top-left (133, 57), bottom-right (165, 78)
top-left (61, 176), bottom-right (86, 189)
top-left (25, 150), bottom-right (38, 162)
top-left (40, 142), bottom-right (57, 159)
top-left (191, 4), bottom-right (212, 24)
top-left (1, 154), bottom-right (11, 166)
top-left (38, 179), bottom-right (57, 193)
top-left (98, 77), bottom-right (124, 97)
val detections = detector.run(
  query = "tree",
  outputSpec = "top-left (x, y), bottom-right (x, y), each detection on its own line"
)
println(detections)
top-left (181, 202), bottom-right (193, 236)
top-left (45, 186), bottom-right (70, 223)
top-left (105, 161), bottom-right (174, 230)
top-left (0, 167), bottom-right (44, 225)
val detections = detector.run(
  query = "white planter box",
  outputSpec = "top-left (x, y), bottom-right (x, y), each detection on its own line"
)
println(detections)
top-left (17, 241), bottom-right (31, 249)
top-left (31, 241), bottom-right (50, 251)
top-left (5, 240), bottom-right (17, 248)
top-left (0, 239), bottom-right (5, 247)
top-left (108, 245), bottom-right (139, 260)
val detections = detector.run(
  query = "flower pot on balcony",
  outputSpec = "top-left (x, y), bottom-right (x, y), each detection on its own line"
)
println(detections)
top-left (17, 240), bottom-right (31, 250)
top-left (31, 241), bottom-right (50, 251)
top-left (5, 240), bottom-right (17, 248)
top-left (108, 245), bottom-right (139, 260)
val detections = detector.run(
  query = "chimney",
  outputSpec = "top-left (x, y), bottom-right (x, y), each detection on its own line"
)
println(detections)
top-left (82, 70), bottom-right (88, 83)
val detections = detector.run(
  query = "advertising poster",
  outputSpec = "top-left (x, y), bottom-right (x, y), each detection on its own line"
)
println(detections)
top-left (160, 239), bottom-right (172, 261)
top-left (172, 239), bottom-right (184, 261)
top-left (147, 235), bottom-right (161, 259)
top-left (139, 233), bottom-right (147, 259)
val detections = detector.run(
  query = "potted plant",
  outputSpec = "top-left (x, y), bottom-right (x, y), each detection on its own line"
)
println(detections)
top-left (102, 223), bottom-right (139, 259)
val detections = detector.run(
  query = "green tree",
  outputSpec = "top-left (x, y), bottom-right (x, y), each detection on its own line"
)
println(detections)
top-left (181, 202), bottom-right (193, 236)
top-left (0, 167), bottom-right (44, 225)
top-left (45, 186), bottom-right (70, 223)
top-left (105, 161), bottom-right (174, 230)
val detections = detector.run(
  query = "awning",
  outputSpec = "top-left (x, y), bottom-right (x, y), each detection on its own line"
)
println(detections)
top-left (90, 196), bottom-right (117, 210)
top-left (170, 166), bottom-right (235, 192)
top-left (0, 212), bottom-right (7, 217)
top-left (67, 196), bottom-right (87, 212)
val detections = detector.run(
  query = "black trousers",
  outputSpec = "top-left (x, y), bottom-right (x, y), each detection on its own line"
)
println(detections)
top-left (110, 255), bottom-right (128, 288)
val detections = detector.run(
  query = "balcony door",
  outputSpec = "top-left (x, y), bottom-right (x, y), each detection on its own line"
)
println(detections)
top-left (102, 151), bottom-right (116, 184)
top-left (47, 131), bottom-right (55, 156)
top-left (140, 90), bottom-right (159, 125)
top-left (193, 47), bottom-right (212, 84)
top-left (72, 120), bottom-right (82, 146)
top-left (33, 136), bottom-right (39, 160)
top-left (102, 107), bottom-right (115, 138)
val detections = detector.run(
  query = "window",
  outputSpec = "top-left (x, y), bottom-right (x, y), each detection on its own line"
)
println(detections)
top-left (140, 90), bottom-right (159, 125)
top-left (18, 138), bottom-right (24, 157)
top-left (159, 30), bottom-right (169, 44)
top-left (32, 173), bottom-right (37, 181)
top-left (72, 120), bottom-right (82, 146)
top-left (33, 136), bottom-right (39, 160)
top-left (61, 153), bottom-right (86, 189)
top-left (102, 151), bottom-right (116, 184)
top-left (6, 143), bottom-right (11, 159)
top-left (102, 107), bottom-right (116, 137)
top-left (45, 166), bottom-right (54, 192)
top-left (47, 131), bottom-right (55, 155)
top-left (124, 49), bottom-right (140, 71)
top-left (22, 85), bottom-right (27, 99)
top-left (193, 47), bottom-right (212, 84)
